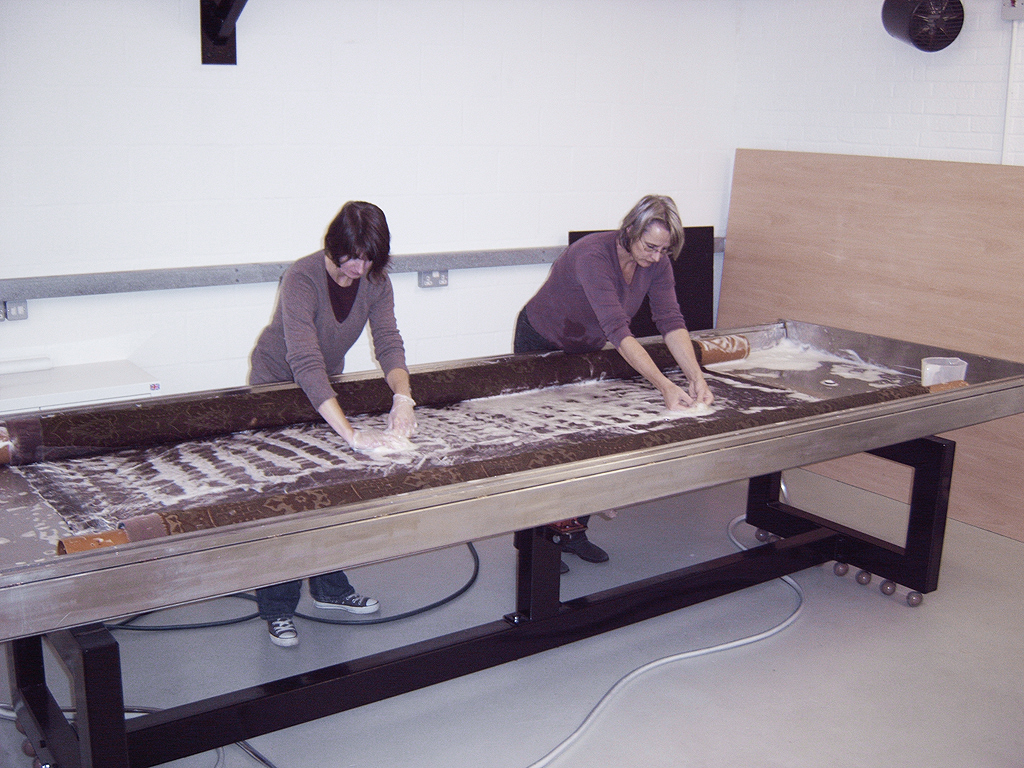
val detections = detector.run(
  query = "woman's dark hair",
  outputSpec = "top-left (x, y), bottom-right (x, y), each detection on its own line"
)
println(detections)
top-left (324, 201), bottom-right (391, 282)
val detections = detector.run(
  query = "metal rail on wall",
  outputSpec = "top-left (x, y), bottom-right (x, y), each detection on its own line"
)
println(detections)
top-left (0, 240), bottom-right (725, 303)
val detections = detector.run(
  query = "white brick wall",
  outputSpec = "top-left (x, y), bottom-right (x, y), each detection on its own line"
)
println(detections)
top-left (1, 0), bottom-right (1021, 398)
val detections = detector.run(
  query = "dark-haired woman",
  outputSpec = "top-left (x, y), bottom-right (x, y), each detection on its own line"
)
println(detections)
top-left (249, 201), bottom-right (415, 647)
top-left (514, 194), bottom-right (713, 569)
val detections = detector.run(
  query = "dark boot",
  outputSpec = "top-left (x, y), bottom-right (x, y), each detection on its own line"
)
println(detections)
top-left (560, 529), bottom-right (609, 562)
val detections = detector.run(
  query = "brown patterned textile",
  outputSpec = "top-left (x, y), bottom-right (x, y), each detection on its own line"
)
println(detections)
top-left (125, 383), bottom-right (924, 538)
top-left (5, 335), bottom-right (931, 551)
top-left (39, 374), bottom-right (927, 550)
top-left (3, 343), bottom-right (670, 465)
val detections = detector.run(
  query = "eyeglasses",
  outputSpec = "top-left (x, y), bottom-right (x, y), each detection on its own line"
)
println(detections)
top-left (639, 240), bottom-right (673, 257)
top-left (334, 253), bottom-right (371, 265)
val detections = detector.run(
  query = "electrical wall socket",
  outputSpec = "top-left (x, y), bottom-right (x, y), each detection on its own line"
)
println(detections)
top-left (1004, 0), bottom-right (1024, 21)
top-left (417, 270), bottom-right (449, 288)
top-left (3, 300), bottom-right (28, 321)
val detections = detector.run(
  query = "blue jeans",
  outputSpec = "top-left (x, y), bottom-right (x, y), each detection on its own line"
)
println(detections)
top-left (256, 571), bottom-right (354, 620)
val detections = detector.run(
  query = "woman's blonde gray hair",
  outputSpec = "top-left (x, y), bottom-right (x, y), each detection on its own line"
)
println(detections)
top-left (618, 195), bottom-right (684, 260)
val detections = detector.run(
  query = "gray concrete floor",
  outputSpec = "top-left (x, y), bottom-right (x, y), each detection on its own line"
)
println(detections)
top-left (3, 481), bottom-right (1023, 768)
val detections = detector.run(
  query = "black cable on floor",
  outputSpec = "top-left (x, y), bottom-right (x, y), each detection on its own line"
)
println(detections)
top-left (105, 598), bottom-right (260, 632)
top-left (293, 540), bottom-right (480, 626)
top-left (8, 543), bottom-right (481, 768)
top-left (104, 542), bottom-right (479, 632)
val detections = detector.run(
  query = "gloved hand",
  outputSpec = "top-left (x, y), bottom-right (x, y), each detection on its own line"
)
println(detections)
top-left (387, 393), bottom-right (417, 437)
top-left (348, 426), bottom-right (414, 457)
top-left (347, 428), bottom-right (392, 452)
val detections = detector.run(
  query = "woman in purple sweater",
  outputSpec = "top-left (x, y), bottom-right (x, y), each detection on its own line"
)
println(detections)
top-left (514, 195), bottom-right (713, 568)
top-left (249, 201), bottom-right (416, 647)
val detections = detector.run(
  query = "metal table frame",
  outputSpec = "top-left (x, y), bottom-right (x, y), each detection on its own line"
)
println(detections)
top-left (8, 435), bottom-right (954, 768)
top-left (4, 321), bottom-right (1022, 643)
top-left (5, 320), bottom-right (1024, 767)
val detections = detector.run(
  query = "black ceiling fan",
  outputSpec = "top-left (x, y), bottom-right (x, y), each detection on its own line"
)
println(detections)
top-left (882, 0), bottom-right (965, 52)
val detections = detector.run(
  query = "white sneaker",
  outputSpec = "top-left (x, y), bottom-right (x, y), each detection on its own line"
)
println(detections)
top-left (267, 617), bottom-right (299, 647)
top-left (312, 593), bottom-right (380, 614)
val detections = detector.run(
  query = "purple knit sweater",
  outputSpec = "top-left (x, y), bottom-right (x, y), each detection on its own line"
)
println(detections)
top-left (523, 231), bottom-right (687, 353)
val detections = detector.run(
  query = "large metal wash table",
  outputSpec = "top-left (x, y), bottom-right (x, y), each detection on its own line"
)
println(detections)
top-left (3, 320), bottom-right (1024, 768)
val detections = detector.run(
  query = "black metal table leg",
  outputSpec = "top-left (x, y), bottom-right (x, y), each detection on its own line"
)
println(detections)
top-left (746, 435), bottom-right (956, 593)
top-left (7, 624), bottom-right (129, 768)
top-left (510, 526), bottom-right (563, 623)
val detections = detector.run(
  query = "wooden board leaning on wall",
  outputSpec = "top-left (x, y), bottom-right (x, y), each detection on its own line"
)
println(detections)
top-left (719, 148), bottom-right (1024, 542)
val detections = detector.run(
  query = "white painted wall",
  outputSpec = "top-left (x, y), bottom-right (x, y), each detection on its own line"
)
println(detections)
top-left (1, 0), bottom-right (1021, 399)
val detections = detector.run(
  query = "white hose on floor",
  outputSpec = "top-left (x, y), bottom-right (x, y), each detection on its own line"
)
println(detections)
top-left (526, 514), bottom-right (805, 768)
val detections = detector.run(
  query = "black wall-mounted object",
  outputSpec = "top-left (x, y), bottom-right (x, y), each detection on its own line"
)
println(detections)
top-left (201, 0), bottom-right (249, 64)
top-left (882, 0), bottom-right (964, 52)
top-left (568, 225), bottom-right (716, 333)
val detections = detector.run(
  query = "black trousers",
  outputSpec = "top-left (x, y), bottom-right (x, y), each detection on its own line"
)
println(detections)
top-left (512, 308), bottom-right (593, 534)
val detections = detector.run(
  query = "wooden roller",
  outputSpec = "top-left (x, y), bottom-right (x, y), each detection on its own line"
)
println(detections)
top-left (927, 380), bottom-right (969, 393)
top-left (692, 334), bottom-right (750, 366)
top-left (57, 528), bottom-right (131, 555)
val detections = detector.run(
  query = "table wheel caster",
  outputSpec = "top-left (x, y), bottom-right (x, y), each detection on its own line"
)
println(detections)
top-left (754, 528), bottom-right (770, 542)
top-left (833, 562), bottom-right (849, 577)
top-left (22, 739), bottom-right (36, 757)
top-left (855, 569), bottom-right (872, 585)
top-left (879, 580), bottom-right (897, 596)
top-left (906, 591), bottom-right (923, 607)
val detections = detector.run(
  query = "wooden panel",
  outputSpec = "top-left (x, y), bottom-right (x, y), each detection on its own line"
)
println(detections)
top-left (803, 454), bottom-right (914, 506)
top-left (720, 149), bottom-right (1024, 542)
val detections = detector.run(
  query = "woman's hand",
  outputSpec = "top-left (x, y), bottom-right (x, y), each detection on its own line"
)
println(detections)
top-left (660, 381), bottom-right (695, 411)
top-left (688, 377), bottom-right (714, 406)
top-left (661, 378), bottom-right (714, 411)
top-left (387, 393), bottom-right (417, 437)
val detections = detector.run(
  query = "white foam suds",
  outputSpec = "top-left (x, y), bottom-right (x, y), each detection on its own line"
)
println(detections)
top-left (16, 353), bottom-right (875, 533)
top-left (357, 434), bottom-right (417, 460)
top-left (709, 338), bottom-right (833, 372)
top-left (661, 401), bottom-right (717, 419)
top-left (707, 338), bottom-right (902, 384)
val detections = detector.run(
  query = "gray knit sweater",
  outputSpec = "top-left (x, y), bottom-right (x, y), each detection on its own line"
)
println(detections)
top-left (249, 251), bottom-right (408, 410)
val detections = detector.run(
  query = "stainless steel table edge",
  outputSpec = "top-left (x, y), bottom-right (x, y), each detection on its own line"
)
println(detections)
top-left (3, 372), bottom-right (1022, 642)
